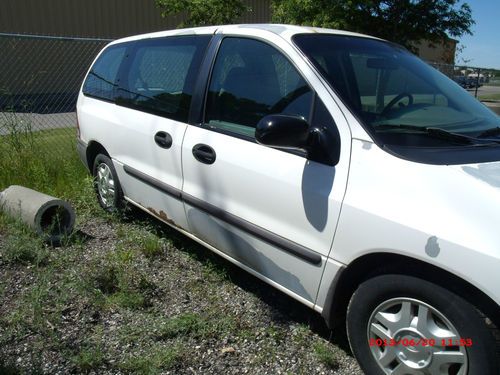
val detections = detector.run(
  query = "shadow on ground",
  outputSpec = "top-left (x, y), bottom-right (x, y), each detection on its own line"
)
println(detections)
top-left (120, 206), bottom-right (353, 355)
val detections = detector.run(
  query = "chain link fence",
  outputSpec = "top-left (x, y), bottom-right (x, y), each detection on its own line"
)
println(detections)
top-left (0, 33), bottom-right (111, 142)
top-left (1, 33), bottom-right (498, 146)
top-left (429, 62), bottom-right (488, 96)
top-left (429, 62), bottom-right (500, 116)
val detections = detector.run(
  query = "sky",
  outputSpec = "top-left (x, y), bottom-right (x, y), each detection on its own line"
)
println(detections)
top-left (458, 0), bottom-right (500, 69)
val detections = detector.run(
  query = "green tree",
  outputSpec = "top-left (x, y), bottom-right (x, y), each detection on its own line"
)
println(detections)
top-left (272, 0), bottom-right (474, 50)
top-left (155, 0), bottom-right (250, 28)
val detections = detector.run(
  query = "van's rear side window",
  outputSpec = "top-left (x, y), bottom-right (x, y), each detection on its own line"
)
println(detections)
top-left (117, 35), bottom-right (211, 123)
top-left (83, 45), bottom-right (126, 102)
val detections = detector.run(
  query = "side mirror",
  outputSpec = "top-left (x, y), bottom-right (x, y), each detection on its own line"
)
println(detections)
top-left (255, 114), bottom-right (309, 149)
top-left (256, 114), bottom-right (340, 166)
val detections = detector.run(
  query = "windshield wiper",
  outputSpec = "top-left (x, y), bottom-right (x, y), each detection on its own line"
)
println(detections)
top-left (375, 124), bottom-right (500, 145)
top-left (477, 127), bottom-right (500, 138)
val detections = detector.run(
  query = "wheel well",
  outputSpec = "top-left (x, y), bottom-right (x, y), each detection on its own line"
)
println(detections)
top-left (86, 141), bottom-right (109, 171)
top-left (324, 253), bottom-right (500, 331)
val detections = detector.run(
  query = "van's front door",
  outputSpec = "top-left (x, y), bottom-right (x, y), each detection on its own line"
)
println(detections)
top-left (181, 35), bottom-right (351, 305)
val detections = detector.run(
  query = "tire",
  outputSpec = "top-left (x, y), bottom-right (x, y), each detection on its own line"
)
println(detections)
top-left (92, 153), bottom-right (124, 212)
top-left (346, 274), bottom-right (499, 375)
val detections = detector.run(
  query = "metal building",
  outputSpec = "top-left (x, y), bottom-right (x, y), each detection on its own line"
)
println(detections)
top-left (0, 0), bottom-right (272, 112)
top-left (0, 0), bottom-right (272, 38)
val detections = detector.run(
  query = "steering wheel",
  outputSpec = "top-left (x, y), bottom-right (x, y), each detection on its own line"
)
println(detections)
top-left (381, 92), bottom-right (414, 116)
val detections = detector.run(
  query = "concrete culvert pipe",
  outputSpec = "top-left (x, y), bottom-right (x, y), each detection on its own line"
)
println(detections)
top-left (0, 185), bottom-right (76, 245)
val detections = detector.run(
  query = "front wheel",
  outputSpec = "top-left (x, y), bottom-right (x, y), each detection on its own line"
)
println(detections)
top-left (346, 274), bottom-right (499, 375)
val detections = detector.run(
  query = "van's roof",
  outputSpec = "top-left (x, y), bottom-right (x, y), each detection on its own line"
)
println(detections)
top-left (111, 23), bottom-right (378, 45)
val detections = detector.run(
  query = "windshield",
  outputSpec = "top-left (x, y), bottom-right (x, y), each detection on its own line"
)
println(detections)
top-left (293, 34), bottom-right (500, 157)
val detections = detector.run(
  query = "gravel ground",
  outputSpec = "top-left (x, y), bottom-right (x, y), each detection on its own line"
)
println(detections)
top-left (0, 210), bottom-right (363, 374)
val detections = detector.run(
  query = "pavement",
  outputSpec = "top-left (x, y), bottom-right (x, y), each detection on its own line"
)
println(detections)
top-left (0, 112), bottom-right (76, 135)
top-left (0, 85), bottom-right (498, 136)
top-left (466, 84), bottom-right (500, 115)
top-left (470, 84), bottom-right (500, 97)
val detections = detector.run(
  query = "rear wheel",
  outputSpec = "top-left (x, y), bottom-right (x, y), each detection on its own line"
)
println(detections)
top-left (346, 274), bottom-right (499, 375)
top-left (92, 154), bottom-right (124, 212)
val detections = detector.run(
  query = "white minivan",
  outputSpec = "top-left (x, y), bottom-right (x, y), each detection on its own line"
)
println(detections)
top-left (76, 24), bottom-right (500, 374)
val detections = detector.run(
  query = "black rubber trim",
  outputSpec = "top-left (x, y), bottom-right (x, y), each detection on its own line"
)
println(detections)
top-left (182, 192), bottom-right (322, 265)
top-left (123, 165), bottom-right (182, 200)
top-left (123, 164), bottom-right (322, 265)
top-left (188, 34), bottom-right (223, 126)
top-left (321, 264), bottom-right (347, 328)
top-left (76, 139), bottom-right (89, 170)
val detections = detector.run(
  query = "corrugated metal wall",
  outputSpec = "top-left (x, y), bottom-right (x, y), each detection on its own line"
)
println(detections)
top-left (0, 0), bottom-right (272, 112)
top-left (0, 0), bottom-right (272, 38)
top-left (0, 35), bottom-right (109, 109)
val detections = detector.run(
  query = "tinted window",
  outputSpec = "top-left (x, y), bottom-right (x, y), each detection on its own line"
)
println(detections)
top-left (118, 36), bottom-right (210, 123)
top-left (350, 53), bottom-right (447, 113)
top-left (205, 38), bottom-right (313, 138)
top-left (83, 44), bottom-right (126, 101)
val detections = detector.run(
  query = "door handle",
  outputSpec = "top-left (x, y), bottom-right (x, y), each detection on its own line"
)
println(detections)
top-left (192, 143), bottom-right (216, 164)
top-left (154, 131), bottom-right (172, 149)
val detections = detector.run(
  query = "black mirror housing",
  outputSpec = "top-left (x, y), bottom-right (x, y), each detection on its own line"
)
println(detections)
top-left (256, 114), bottom-right (340, 166)
top-left (255, 114), bottom-right (309, 149)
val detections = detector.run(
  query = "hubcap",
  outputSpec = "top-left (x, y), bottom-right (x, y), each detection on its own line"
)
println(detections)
top-left (96, 163), bottom-right (115, 207)
top-left (368, 297), bottom-right (467, 375)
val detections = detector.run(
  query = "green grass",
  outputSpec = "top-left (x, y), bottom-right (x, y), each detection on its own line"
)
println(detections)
top-left (82, 245), bottom-right (157, 310)
top-left (119, 344), bottom-right (187, 374)
top-left (71, 346), bottom-right (106, 372)
top-left (157, 313), bottom-right (208, 339)
top-left (479, 92), bottom-right (500, 101)
top-left (0, 125), bottom-right (94, 213)
top-left (313, 341), bottom-right (340, 369)
top-left (0, 121), bottom-right (348, 374)
top-left (0, 217), bottom-right (49, 266)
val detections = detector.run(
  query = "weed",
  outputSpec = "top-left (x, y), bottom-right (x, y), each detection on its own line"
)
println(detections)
top-left (266, 324), bottom-right (287, 343)
top-left (119, 344), bottom-right (187, 374)
top-left (84, 246), bottom-right (156, 310)
top-left (93, 264), bottom-right (120, 295)
top-left (292, 323), bottom-right (311, 347)
top-left (71, 345), bottom-right (105, 372)
top-left (199, 256), bottom-right (230, 282)
top-left (0, 128), bottom-right (93, 214)
top-left (0, 216), bottom-right (49, 266)
top-left (0, 112), bottom-right (35, 155)
top-left (157, 313), bottom-right (207, 339)
top-left (313, 341), bottom-right (340, 370)
top-left (2, 234), bottom-right (49, 266)
top-left (117, 226), bottom-right (166, 259)
top-left (57, 229), bottom-right (89, 249)
top-left (108, 290), bottom-right (147, 309)
top-left (140, 235), bottom-right (165, 258)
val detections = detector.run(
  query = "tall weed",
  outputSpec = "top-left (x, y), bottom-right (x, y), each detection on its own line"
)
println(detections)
top-left (0, 115), bottom-right (92, 210)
